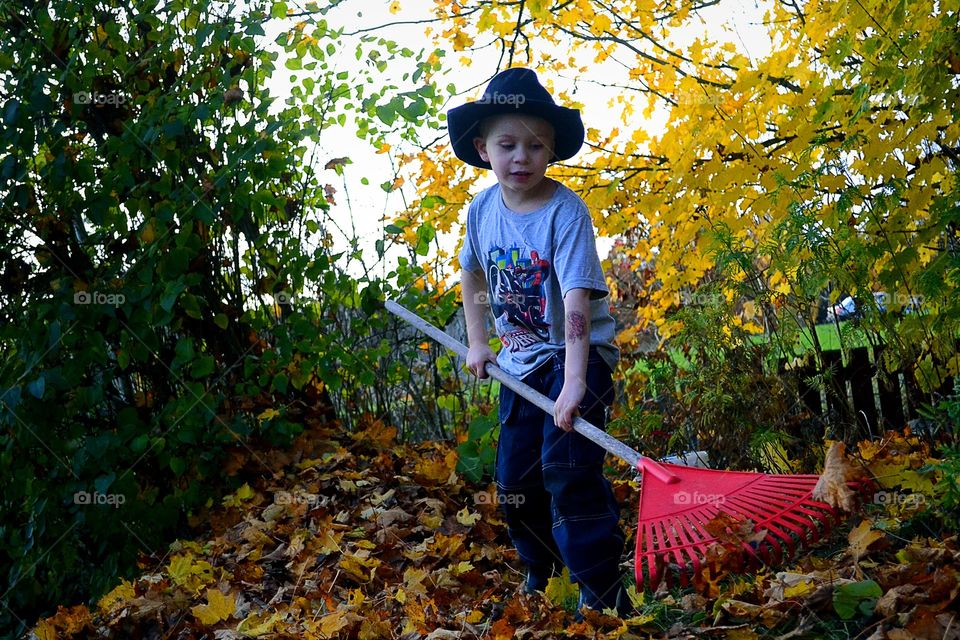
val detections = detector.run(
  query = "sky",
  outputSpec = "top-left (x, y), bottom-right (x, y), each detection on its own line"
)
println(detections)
top-left (266, 0), bottom-right (776, 274)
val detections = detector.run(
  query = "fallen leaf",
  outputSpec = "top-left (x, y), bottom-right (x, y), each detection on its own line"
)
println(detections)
top-left (236, 612), bottom-right (281, 637)
top-left (317, 610), bottom-right (350, 637)
top-left (96, 579), bottom-right (136, 614)
top-left (848, 520), bottom-right (886, 561)
top-left (875, 583), bottom-right (925, 617)
top-left (456, 507), bottom-right (480, 526)
top-left (192, 588), bottom-right (236, 625)
top-left (544, 567), bottom-right (578, 607)
top-left (812, 442), bottom-right (859, 512)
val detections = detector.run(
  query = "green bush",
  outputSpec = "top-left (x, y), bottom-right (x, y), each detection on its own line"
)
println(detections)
top-left (0, 1), bottom-right (447, 635)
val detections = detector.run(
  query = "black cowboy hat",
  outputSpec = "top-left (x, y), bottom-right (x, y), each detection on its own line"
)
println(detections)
top-left (447, 67), bottom-right (585, 169)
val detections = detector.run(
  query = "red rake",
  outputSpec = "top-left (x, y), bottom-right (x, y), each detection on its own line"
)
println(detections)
top-left (386, 300), bottom-right (851, 590)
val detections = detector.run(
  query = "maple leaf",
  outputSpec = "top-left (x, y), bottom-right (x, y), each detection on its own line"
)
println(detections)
top-left (544, 567), bottom-right (579, 608)
top-left (412, 449), bottom-right (458, 484)
top-left (222, 482), bottom-right (256, 507)
top-left (167, 553), bottom-right (218, 594)
top-left (96, 579), bottom-right (136, 615)
top-left (339, 550), bottom-right (381, 582)
top-left (812, 441), bottom-right (861, 512)
top-left (764, 572), bottom-right (818, 602)
top-left (317, 610), bottom-right (351, 637)
top-left (848, 519), bottom-right (886, 561)
top-left (455, 507), bottom-right (480, 526)
top-left (722, 599), bottom-right (786, 628)
top-left (236, 612), bottom-right (283, 636)
top-left (192, 587), bottom-right (236, 625)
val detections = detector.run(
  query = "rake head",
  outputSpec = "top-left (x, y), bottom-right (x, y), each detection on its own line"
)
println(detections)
top-left (633, 459), bottom-right (861, 590)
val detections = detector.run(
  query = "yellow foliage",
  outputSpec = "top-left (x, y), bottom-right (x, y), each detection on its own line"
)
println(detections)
top-left (390, 0), bottom-right (960, 393)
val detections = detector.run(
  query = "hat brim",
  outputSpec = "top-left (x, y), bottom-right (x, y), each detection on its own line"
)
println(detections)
top-left (447, 101), bottom-right (584, 169)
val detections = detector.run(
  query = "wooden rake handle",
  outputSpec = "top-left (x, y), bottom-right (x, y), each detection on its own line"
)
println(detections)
top-left (385, 300), bottom-right (680, 485)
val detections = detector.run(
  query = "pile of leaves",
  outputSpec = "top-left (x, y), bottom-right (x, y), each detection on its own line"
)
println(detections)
top-left (30, 424), bottom-right (959, 639)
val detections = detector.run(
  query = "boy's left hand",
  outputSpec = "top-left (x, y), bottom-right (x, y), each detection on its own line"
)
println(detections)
top-left (554, 381), bottom-right (585, 432)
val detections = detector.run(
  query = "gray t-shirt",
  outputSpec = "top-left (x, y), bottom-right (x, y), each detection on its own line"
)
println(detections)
top-left (459, 181), bottom-right (619, 379)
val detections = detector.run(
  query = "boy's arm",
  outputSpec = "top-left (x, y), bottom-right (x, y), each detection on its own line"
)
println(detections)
top-left (554, 287), bottom-right (591, 431)
top-left (461, 268), bottom-right (497, 378)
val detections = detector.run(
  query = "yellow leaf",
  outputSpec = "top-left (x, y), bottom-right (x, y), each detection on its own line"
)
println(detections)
top-left (388, 0), bottom-right (401, 14)
top-left (413, 451), bottom-right (457, 484)
top-left (403, 566), bottom-right (430, 597)
top-left (783, 579), bottom-right (817, 599)
top-left (222, 482), bottom-right (255, 507)
top-left (625, 583), bottom-right (645, 609)
top-left (236, 612), bottom-right (281, 637)
top-left (192, 588), bottom-right (236, 625)
top-left (339, 552), bottom-right (381, 582)
top-left (32, 621), bottom-right (57, 640)
top-left (848, 520), bottom-right (884, 560)
top-left (257, 408), bottom-right (279, 422)
top-left (465, 610), bottom-right (484, 624)
top-left (97, 579), bottom-right (136, 614)
top-left (456, 508), bottom-right (480, 526)
top-left (166, 553), bottom-right (216, 593)
top-left (318, 610), bottom-right (350, 637)
top-left (544, 567), bottom-right (579, 606)
top-left (347, 588), bottom-right (365, 608)
top-left (167, 553), bottom-right (194, 585)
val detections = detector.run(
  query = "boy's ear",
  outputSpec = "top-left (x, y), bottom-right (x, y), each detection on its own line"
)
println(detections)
top-left (473, 137), bottom-right (489, 163)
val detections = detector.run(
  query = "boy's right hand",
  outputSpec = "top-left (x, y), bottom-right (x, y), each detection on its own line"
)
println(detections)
top-left (466, 344), bottom-right (497, 379)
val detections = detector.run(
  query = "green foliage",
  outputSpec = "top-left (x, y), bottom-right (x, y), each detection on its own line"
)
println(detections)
top-left (455, 411), bottom-right (499, 483)
top-left (832, 580), bottom-right (882, 619)
top-left (920, 381), bottom-right (960, 516)
top-left (0, 0), bottom-right (447, 635)
top-left (615, 282), bottom-right (815, 472)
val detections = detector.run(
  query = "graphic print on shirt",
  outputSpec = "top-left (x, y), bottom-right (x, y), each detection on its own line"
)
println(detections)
top-left (486, 245), bottom-right (551, 351)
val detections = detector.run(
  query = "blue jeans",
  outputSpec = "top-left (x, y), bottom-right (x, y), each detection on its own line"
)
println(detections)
top-left (496, 348), bottom-right (625, 609)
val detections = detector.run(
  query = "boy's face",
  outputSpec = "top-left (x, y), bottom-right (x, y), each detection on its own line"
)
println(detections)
top-left (473, 114), bottom-right (555, 201)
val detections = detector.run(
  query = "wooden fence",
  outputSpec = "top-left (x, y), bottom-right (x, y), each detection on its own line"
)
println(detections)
top-left (789, 343), bottom-right (953, 434)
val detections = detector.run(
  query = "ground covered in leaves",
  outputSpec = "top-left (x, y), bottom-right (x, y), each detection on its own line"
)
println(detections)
top-left (32, 421), bottom-right (959, 639)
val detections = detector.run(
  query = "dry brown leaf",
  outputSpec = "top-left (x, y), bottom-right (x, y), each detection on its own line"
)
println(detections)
top-left (721, 599), bottom-right (786, 628)
top-left (875, 584), bottom-right (925, 617)
top-left (812, 442), bottom-right (859, 512)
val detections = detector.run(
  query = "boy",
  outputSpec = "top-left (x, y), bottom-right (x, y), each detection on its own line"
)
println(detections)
top-left (448, 67), bottom-right (628, 616)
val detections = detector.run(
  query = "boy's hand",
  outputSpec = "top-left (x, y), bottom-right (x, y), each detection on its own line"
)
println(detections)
top-left (466, 344), bottom-right (497, 379)
top-left (554, 380), bottom-right (586, 432)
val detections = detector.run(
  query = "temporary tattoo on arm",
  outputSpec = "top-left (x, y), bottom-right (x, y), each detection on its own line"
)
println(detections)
top-left (566, 310), bottom-right (587, 342)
